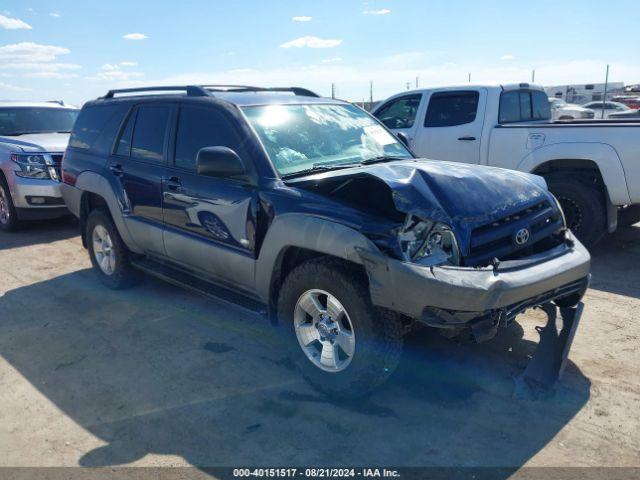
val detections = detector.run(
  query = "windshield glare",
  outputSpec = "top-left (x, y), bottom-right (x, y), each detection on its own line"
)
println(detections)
top-left (243, 103), bottom-right (412, 176)
top-left (0, 108), bottom-right (79, 136)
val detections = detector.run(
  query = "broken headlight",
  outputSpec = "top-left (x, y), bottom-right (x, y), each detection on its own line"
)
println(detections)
top-left (397, 215), bottom-right (460, 266)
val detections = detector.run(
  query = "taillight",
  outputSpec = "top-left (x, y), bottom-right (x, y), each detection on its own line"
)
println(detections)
top-left (61, 151), bottom-right (77, 185)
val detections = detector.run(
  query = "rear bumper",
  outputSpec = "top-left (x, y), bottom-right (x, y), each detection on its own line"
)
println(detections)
top-left (363, 231), bottom-right (591, 324)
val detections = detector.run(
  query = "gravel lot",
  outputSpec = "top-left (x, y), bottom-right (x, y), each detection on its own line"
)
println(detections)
top-left (0, 219), bottom-right (638, 470)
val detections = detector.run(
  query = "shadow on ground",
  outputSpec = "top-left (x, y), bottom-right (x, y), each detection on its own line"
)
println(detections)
top-left (0, 217), bottom-right (79, 251)
top-left (0, 265), bottom-right (591, 473)
top-left (589, 224), bottom-right (640, 297)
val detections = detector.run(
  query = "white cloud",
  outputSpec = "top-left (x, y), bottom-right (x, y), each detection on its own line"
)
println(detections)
top-left (292, 16), bottom-right (312, 22)
top-left (26, 71), bottom-right (79, 79)
top-left (0, 14), bottom-right (32, 29)
top-left (49, 12), bottom-right (60, 17)
top-left (322, 57), bottom-right (342, 64)
top-left (0, 80), bottom-right (31, 91)
top-left (500, 54), bottom-right (516, 61)
top-left (363, 8), bottom-right (391, 15)
top-left (123, 33), bottom-right (148, 40)
top-left (2, 62), bottom-right (80, 71)
top-left (88, 68), bottom-right (145, 82)
top-left (280, 36), bottom-right (342, 49)
top-left (0, 42), bottom-right (70, 63)
top-left (120, 61), bottom-right (137, 67)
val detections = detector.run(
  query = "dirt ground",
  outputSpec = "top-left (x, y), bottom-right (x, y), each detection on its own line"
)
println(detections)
top-left (0, 219), bottom-right (638, 472)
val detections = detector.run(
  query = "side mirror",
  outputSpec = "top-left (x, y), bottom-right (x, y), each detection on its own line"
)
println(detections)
top-left (197, 146), bottom-right (247, 179)
top-left (396, 132), bottom-right (410, 147)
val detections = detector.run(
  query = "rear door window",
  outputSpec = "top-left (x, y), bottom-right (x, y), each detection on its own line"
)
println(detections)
top-left (130, 105), bottom-right (170, 163)
top-left (375, 94), bottom-right (422, 129)
top-left (115, 108), bottom-right (136, 156)
top-left (424, 91), bottom-right (479, 127)
top-left (499, 90), bottom-right (551, 123)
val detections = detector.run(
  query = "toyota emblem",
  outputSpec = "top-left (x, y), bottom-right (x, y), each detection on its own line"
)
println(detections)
top-left (515, 228), bottom-right (531, 246)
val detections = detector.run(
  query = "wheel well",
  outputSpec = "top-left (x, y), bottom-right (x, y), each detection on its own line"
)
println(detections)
top-left (79, 192), bottom-right (109, 247)
top-left (532, 159), bottom-right (605, 191)
top-left (267, 246), bottom-right (368, 325)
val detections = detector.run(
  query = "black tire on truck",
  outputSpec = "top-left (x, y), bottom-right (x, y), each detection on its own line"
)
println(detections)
top-left (86, 208), bottom-right (140, 289)
top-left (277, 258), bottom-right (404, 398)
top-left (546, 174), bottom-right (606, 248)
top-left (0, 176), bottom-right (19, 232)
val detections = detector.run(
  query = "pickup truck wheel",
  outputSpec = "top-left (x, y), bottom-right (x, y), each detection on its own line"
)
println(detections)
top-left (86, 209), bottom-right (139, 289)
top-left (546, 177), bottom-right (606, 248)
top-left (0, 179), bottom-right (19, 232)
top-left (278, 259), bottom-right (403, 398)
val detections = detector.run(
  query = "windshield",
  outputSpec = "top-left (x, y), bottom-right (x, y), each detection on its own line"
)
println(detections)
top-left (0, 107), bottom-right (79, 136)
top-left (242, 103), bottom-right (413, 176)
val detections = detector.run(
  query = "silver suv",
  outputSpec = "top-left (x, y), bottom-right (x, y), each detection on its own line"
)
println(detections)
top-left (0, 101), bottom-right (79, 231)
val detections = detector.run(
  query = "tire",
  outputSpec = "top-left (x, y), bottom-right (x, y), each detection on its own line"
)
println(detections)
top-left (86, 209), bottom-right (139, 289)
top-left (546, 175), bottom-right (606, 248)
top-left (0, 177), bottom-right (19, 232)
top-left (277, 258), bottom-right (404, 398)
top-left (619, 205), bottom-right (640, 228)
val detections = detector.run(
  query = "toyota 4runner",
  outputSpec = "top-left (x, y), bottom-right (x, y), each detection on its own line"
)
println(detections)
top-left (61, 85), bottom-right (591, 397)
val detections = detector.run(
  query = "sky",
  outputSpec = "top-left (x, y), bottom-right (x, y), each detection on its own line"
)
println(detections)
top-left (0, 0), bottom-right (639, 104)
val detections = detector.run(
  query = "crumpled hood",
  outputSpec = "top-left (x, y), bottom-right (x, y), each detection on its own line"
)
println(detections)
top-left (0, 132), bottom-right (70, 153)
top-left (364, 159), bottom-right (551, 228)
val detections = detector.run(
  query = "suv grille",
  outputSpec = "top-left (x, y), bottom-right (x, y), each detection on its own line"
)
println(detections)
top-left (465, 200), bottom-right (564, 266)
top-left (50, 154), bottom-right (63, 182)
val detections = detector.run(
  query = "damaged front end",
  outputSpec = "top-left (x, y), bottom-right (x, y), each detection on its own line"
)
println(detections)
top-left (287, 160), bottom-right (591, 393)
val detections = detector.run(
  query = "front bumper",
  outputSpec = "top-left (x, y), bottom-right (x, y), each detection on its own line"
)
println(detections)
top-left (8, 174), bottom-right (65, 208)
top-left (363, 231), bottom-right (590, 324)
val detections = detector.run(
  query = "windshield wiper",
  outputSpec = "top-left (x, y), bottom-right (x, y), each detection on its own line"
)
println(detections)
top-left (282, 162), bottom-right (358, 179)
top-left (359, 155), bottom-right (408, 165)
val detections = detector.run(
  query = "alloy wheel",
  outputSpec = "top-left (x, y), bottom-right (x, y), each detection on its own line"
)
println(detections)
top-left (92, 224), bottom-right (116, 275)
top-left (294, 289), bottom-right (355, 372)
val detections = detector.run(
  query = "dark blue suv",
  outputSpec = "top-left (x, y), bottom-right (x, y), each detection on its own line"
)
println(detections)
top-left (61, 85), bottom-right (590, 397)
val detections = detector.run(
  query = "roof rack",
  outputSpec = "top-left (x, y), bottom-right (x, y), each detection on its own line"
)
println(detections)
top-left (103, 85), bottom-right (210, 99)
top-left (202, 85), bottom-right (320, 97)
top-left (102, 85), bottom-right (320, 99)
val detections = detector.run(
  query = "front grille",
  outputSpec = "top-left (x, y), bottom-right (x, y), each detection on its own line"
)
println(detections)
top-left (465, 199), bottom-right (564, 266)
top-left (50, 154), bottom-right (63, 182)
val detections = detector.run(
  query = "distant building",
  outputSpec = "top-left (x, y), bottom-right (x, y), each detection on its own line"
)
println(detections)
top-left (545, 82), bottom-right (625, 104)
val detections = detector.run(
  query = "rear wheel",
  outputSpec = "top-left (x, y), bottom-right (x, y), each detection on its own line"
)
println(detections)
top-left (0, 178), bottom-right (19, 232)
top-left (278, 258), bottom-right (404, 398)
top-left (86, 209), bottom-right (139, 289)
top-left (546, 175), bottom-right (606, 248)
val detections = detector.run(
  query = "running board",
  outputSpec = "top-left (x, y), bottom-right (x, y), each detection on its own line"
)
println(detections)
top-left (130, 258), bottom-right (267, 318)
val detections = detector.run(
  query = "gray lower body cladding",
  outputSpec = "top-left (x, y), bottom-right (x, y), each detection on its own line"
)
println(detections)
top-left (361, 231), bottom-right (591, 326)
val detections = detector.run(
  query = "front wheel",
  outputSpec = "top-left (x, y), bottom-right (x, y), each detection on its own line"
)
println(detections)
top-left (86, 209), bottom-right (139, 289)
top-left (546, 175), bottom-right (606, 248)
top-left (0, 178), bottom-right (19, 232)
top-left (278, 259), bottom-right (404, 398)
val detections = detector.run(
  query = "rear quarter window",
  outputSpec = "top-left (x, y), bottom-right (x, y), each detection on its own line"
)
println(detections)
top-left (69, 104), bottom-right (128, 154)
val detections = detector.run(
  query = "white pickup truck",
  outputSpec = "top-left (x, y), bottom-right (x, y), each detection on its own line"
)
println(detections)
top-left (373, 83), bottom-right (640, 246)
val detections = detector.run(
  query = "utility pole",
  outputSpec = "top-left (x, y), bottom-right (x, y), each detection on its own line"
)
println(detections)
top-left (331, 83), bottom-right (335, 99)
top-left (468, 72), bottom-right (471, 83)
top-left (601, 64), bottom-right (610, 119)
top-left (369, 81), bottom-right (373, 108)
top-left (415, 76), bottom-right (419, 88)
top-left (531, 69), bottom-right (536, 83)
top-left (406, 82), bottom-right (411, 91)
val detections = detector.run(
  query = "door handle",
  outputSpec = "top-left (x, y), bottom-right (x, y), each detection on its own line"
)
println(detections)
top-left (109, 164), bottom-right (124, 177)
top-left (458, 136), bottom-right (477, 141)
top-left (165, 176), bottom-right (183, 192)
